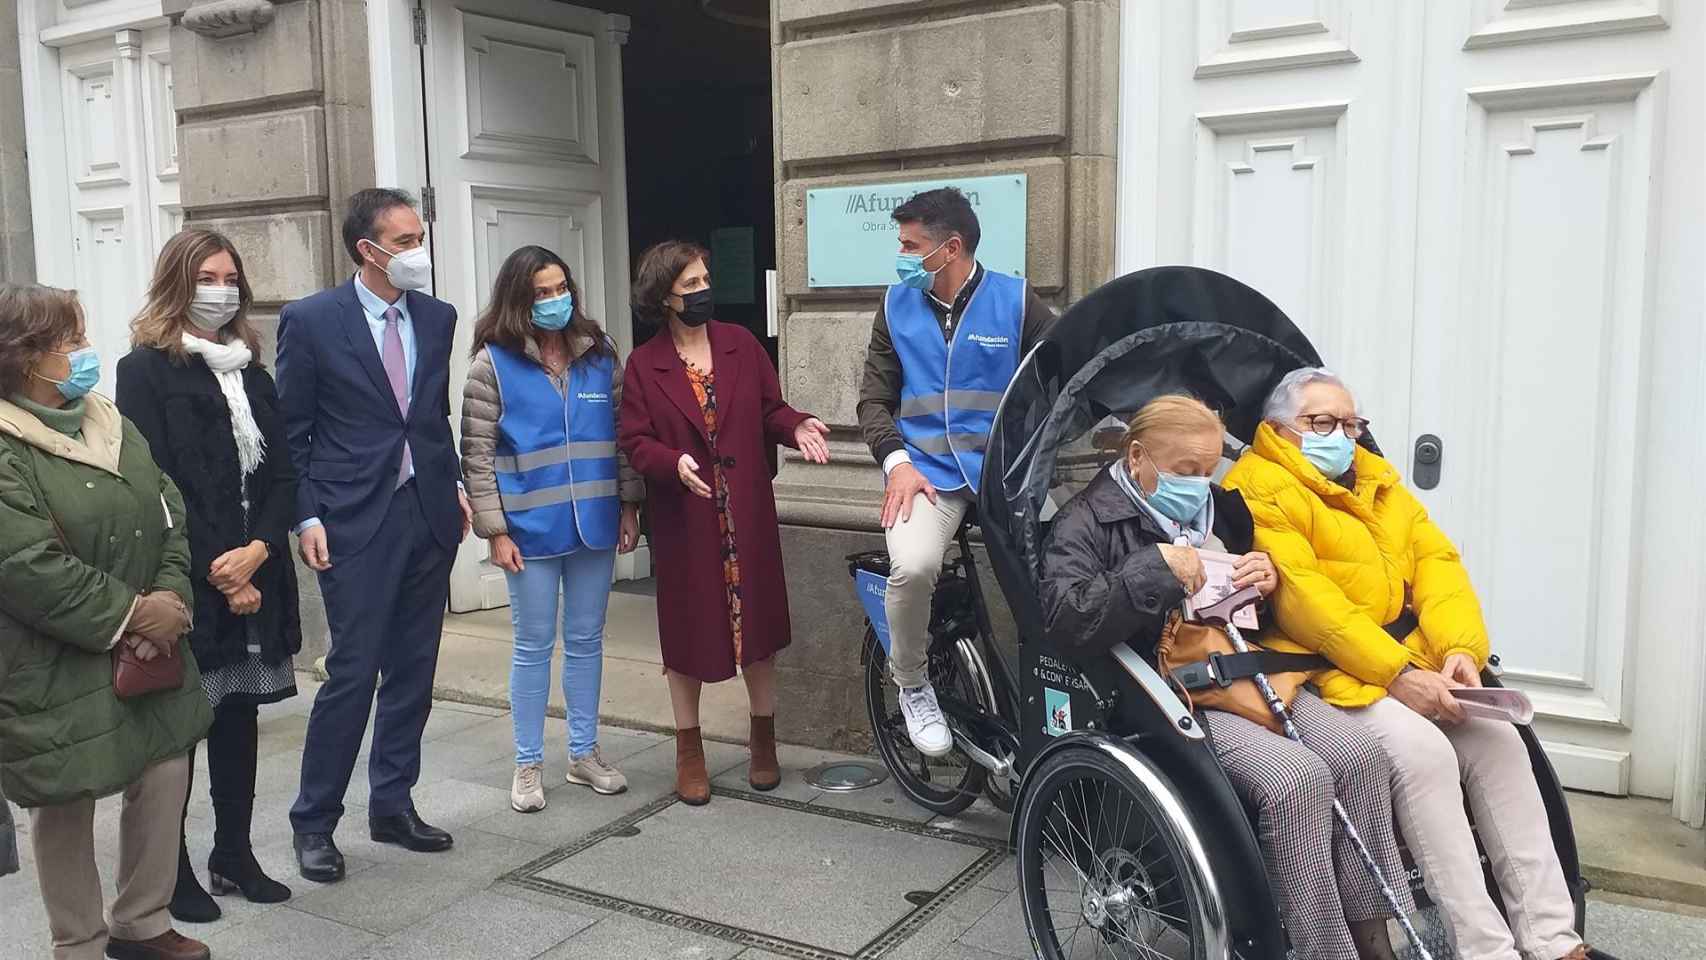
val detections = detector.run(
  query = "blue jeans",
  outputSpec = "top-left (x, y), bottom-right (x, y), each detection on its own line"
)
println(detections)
top-left (505, 548), bottom-right (617, 764)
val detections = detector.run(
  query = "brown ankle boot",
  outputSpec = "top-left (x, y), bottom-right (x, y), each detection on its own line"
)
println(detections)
top-left (675, 727), bottom-right (711, 805)
top-left (748, 715), bottom-right (780, 791)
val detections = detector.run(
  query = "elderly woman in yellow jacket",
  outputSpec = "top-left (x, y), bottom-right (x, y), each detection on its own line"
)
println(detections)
top-left (1224, 367), bottom-right (1589, 960)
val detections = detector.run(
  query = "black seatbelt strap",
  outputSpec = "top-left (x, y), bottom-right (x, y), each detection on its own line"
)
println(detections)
top-left (1170, 651), bottom-right (1330, 691)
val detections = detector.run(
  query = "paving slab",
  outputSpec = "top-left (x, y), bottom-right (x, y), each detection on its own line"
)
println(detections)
top-left (522, 789), bottom-right (1001, 958)
top-left (360, 888), bottom-right (598, 959)
top-left (195, 908), bottom-right (379, 960)
top-left (535, 914), bottom-right (746, 960)
top-left (287, 862), bottom-right (490, 935)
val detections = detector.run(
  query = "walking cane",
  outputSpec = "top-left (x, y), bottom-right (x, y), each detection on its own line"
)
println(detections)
top-left (1195, 584), bottom-right (1437, 960)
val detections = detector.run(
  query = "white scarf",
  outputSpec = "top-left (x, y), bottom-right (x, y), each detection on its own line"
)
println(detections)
top-left (181, 333), bottom-right (265, 478)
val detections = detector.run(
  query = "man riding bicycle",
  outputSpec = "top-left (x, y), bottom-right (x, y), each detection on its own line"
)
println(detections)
top-left (856, 187), bottom-right (1054, 757)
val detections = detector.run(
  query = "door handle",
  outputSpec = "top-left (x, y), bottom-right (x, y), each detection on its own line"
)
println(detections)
top-left (1413, 434), bottom-right (1443, 490)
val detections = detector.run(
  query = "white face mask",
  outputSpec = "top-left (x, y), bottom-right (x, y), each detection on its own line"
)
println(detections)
top-left (364, 239), bottom-right (432, 292)
top-left (188, 284), bottom-right (240, 332)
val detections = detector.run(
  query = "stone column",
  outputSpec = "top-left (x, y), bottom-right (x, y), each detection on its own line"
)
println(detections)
top-left (770, 1), bottom-right (1119, 749)
top-left (0, 0), bottom-right (35, 282)
top-left (166, 0), bottom-right (375, 658)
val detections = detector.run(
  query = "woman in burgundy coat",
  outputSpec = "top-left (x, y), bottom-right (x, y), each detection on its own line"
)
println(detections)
top-left (618, 241), bottom-right (830, 805)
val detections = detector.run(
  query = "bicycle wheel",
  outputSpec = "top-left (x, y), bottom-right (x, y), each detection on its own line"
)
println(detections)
top-left (1017, 745), bottom-right (1222, 960)
top-left (863, 626), bottom-right (987, 816)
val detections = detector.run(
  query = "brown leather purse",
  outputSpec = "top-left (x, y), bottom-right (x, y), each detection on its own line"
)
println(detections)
top-left (1156, 616), bottom-right (1307, 734)
top-left (113, 634), bottom-right (185, 699)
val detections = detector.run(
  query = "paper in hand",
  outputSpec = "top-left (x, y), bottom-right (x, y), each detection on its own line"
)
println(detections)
top-left (1449, 687), bottom-right (1534, 725)
top-left (1185, 550), bottom-right (1259, 630)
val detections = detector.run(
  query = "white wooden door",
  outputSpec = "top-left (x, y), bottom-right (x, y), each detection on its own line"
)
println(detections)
top-left (1405, 1), bottom-right (1702, 801)
top-left (421, 0), bottom-right (638, 612)
top-left (1117, 0), bottom-right (1705, 806)
top-left (55, 28), bottom-right (180, 392)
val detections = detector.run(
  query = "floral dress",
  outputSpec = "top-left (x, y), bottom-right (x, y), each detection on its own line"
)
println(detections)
top-left (680, 358), bottom-right (744, 666)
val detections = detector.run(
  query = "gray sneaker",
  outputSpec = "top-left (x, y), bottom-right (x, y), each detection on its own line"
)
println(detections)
top-left (566, 747), bottom-right (628, 795)
top-left (511, 763), bottom-right (546, 813)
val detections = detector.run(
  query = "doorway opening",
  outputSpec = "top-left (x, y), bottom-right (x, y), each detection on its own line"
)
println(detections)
top-left (617, 1), bottom-right (775, 359)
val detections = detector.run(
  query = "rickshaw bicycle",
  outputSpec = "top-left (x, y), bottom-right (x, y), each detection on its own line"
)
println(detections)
top-left (848, 267), bottom-right (1595, 959)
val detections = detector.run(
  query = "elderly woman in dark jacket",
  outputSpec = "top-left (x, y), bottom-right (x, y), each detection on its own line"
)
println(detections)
top-left (0, 282), bottom-right (212, 960)
top-left (116, 229), bottom-right (299, 921)
top-left (1039, 394), bottom-right (1410, 960)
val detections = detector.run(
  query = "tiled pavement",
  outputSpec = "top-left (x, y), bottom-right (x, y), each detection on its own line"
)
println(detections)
top-left (2, 679), bottom-right (1700, 959)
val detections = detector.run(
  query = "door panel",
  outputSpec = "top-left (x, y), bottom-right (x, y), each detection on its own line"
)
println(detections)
top-left (424, 0), bottom-right (636, 612)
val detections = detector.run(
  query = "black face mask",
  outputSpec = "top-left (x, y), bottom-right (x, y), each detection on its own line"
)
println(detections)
top-left (674, 289), bottom-right (714, 328)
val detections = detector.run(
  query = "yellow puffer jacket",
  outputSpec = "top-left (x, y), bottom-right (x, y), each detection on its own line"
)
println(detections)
top-left (1221, 422), bottom-right (1489, 707)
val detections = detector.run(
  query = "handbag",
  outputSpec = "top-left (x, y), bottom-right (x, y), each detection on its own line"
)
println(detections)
top-left (113, 634), bottom-right (184, 699)
top-left (1156, 613), bottom-right (1313, 735)
top-left (39, 493), bottom-right (184, 699)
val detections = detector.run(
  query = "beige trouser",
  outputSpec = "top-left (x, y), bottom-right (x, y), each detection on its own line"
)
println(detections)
top-left (883, 490), bottom-right (972, 688)
top-left (1352, 697), bottom-right (1581, 960)
top-left (29, 754), bottom-right (189, 960)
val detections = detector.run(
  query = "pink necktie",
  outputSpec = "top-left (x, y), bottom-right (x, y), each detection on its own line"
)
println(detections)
top-left (382, 307), bottom-right (412, 487)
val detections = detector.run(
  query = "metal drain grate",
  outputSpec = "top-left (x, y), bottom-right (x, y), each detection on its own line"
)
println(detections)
top-left (802, 760), bottom-right (890, 792)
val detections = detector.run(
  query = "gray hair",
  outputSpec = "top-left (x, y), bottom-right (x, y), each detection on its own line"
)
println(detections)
top-left (1262, 367), bottom-right (1355, 423)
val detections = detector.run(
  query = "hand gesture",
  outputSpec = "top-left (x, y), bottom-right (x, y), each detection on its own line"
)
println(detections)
top-left (129, 591), bottom-right (189, 649)
top-left (458, 489), bottom-right (474, 542)
top-left (124, 633), bottom-right (161, 662)
top-left (489, 533), bottom-right (525, 574)
top-left (1441, 652), bottom-right (1482, 689)
top-left (880, 462), bottom-right (937, 529)
top-left (677, 454), bottom-right (713, 499)
top-left (1390, 667), bottom-right (1467, 726)
top-left (1158, 544), bottom-right (1206, 594)
top-left (298, 525), bottom-right (332, 571)
top-left (1232, 552), bottom-right (1279, 596)
top-left (618, 504), bottom-right (641, 555)
top-left (209, 541), bottom-right (266, 594)
top-left (794, 418), bottom-right (831, 464)
top-left (226, 583), bottom-right (262, 616)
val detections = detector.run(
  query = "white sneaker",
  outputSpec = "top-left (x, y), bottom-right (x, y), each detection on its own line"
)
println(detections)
top-left (900, 684), bottom-right (954, 757)
top-left (566, 747), bottom-right (629, 795)
top-left (511, 763), bottom-right (546, 813)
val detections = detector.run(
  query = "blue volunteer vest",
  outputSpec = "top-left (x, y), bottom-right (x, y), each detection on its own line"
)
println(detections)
top-left (888, 270), bottom-right (1025, 493)
top-left (488, 343), bottom-right (620, 558)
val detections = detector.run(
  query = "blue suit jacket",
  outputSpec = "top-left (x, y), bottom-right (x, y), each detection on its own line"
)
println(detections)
top-left (276, 280), bottom-right (462, 558)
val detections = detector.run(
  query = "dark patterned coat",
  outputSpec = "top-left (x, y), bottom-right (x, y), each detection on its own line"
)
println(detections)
top-left (618, 321), bottom-right (812, 682)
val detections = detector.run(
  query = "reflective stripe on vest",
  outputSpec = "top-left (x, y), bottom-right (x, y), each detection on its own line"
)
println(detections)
top-left (487, 344), bottom-right (620, 557)
top-left (888, 270), bottom-right (1025, 494)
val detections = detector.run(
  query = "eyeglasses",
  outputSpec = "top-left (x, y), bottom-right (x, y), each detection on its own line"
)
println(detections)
top-left (1295, 414), bottom-right (1370, 439)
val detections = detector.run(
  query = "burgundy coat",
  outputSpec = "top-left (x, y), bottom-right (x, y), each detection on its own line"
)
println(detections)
top-left (618, 321), bottom-right (813, 682)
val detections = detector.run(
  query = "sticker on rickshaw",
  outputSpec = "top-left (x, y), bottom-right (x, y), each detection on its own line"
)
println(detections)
top-left (1044, 688), bottom-right (1072, 736)
top-left (854, 568), bottom-right (892, 655)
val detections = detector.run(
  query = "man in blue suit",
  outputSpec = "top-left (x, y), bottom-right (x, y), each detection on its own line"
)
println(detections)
top-left (278, 188), bottom-right (471, 883)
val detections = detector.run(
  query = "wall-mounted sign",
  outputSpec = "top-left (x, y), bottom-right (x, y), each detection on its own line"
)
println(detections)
top-left (805, 173), bottom-right (1028, 288)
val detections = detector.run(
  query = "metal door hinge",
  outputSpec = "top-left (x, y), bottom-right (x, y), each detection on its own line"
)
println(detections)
top-left (411, 6), bottom-right (426, 45)
top-left (420, 184), bottom-right (437, 223)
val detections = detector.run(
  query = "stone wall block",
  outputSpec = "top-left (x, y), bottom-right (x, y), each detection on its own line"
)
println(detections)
top-left (778, 0), bottom-right (936, 29)
top-left (171, 1), bottom-right (321, 111)
top-left (779, 6), bottom-right (1068, 163)
top-left (776, 524), bottom-right (886, 746)
top-left (1070, 0), bottom-right (1120, 158)
top-left (1067, 154), bottom-right (1117, 300)
top-left (180, 105), bottom-right (329, 208)
top-left (197, 211), bottom-right (333, 303)
top-left (781, 310), bottom-right (876, 427)
top-left (780, 156), bottom-right (1067, 297)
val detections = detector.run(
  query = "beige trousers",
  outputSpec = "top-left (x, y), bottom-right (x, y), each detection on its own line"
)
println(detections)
top-left (882, 490), bottom-right (973, 688)
top-left (1352, 697), bottom-right (1581, 960)
top-left (28, 754), bottom-right (189, 960)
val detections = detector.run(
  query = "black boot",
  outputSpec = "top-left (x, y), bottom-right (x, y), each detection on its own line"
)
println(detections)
top-left (207, 700), bottom-right (290, 903)
top-left (169, 833), bottom-right (221, 924)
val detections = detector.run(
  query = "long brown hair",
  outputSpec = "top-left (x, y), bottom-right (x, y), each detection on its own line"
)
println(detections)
top-left (631, 239), bottom-right (709, 329)
top-left (131, 229), bottom-right (261, 361)
top-left (0, 283), bottom-right (84, 397)
top-left (471, 245), bottom-right (613, 361)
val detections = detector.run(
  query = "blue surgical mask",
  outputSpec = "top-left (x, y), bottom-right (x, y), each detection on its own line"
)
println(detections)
top-left (1147, 468), bottom-right (1213, 524)
top-left (894, 239), bottom-right (951, 290)
top-left (1301, 429), bottom-right (1355, 479)
top-left (531, 293), bottom-right (574, 331)
top-left (35, 347), bottom-right (101, 401)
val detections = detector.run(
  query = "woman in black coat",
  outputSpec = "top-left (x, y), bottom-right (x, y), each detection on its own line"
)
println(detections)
top-left (116, 229), bottom-right (299, 920)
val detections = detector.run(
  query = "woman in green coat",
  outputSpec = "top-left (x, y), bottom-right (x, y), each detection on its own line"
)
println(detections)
top-left (0, 283), bottom-right (213, 960)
